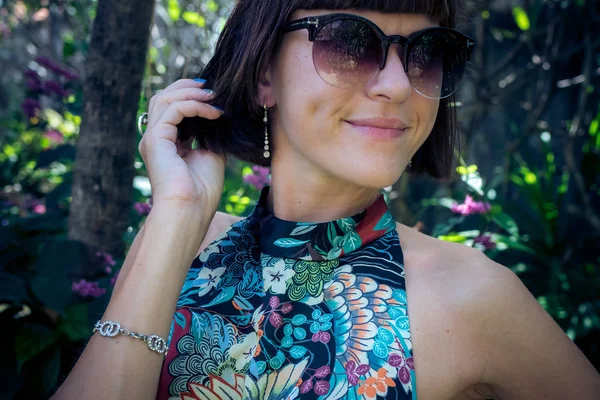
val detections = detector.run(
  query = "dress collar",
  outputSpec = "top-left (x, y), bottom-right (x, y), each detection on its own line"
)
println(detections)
top-left (247, 186), bottom-right (397, 261)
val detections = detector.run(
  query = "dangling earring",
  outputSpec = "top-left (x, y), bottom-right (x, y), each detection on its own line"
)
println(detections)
top-left (263, 98), bottom-right (270, 159)
top-left (407, 160), bottom-right (413, 168)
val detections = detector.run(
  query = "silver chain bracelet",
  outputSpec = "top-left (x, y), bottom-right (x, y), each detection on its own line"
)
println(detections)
top-left (93, 320), bottom-right (169, 357)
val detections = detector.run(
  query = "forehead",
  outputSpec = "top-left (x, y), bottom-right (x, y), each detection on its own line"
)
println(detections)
top-left (290, 9), bottom-right (439, 36)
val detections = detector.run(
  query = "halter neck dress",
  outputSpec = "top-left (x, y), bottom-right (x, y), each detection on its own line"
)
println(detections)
top-left (157, 186), bottom-right (417, 399)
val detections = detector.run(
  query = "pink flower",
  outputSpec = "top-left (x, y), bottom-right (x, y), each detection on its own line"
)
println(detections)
top-left (473, 234), bottom-right (496, 250)
top-left (32, 203), bottom-right (46, 214)
top-left (243, 166), bottom-right (271, 190)
top-left (72, 279), bottom-right (107, 298)
top-left (134, 201), bottom-right (152, 216)
top-left (451, 195), bottom-right (491, 216)
top-left (44, 130), bottom-right (64, 144)
top-left (96, 251), bottom-right (116, 267)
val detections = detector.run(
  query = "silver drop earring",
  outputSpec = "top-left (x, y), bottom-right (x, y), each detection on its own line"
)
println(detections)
top-left (407, 160), bottom-right (413, 168)
top-left (263, 99), bottom-right (270, 159)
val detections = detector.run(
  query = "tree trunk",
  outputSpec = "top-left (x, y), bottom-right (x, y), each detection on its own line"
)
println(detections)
top-left (68, 0), bottom-right (155, 274)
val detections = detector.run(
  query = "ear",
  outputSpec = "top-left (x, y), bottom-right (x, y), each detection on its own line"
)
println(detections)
top-left (257, 62), bottom-right (276, 108)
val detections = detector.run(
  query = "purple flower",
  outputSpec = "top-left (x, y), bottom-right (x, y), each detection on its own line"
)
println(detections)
top-left (23, 68), bottom-right (40, 81)
top-left (59, 68), bottom-right (79, 80)
top-left (243, 165), bottom-right (271, 190)
top-left (72, 279), bottom-right (107, 298)
top-left (25, 78), bottom-right (42, 91)
top-left (473, 234), bottom-right (496, 250)
top-left (451, 195), bottom-right (491, 216)
top-left (21, 98), bottom-right (41, 118)
top-left (42, 80), bottom-right (69, 98)
top-left (134, 201), bottom-right (152, 216)
top-left (96, 251), bottom-right (116, 267)
top-left (35, 55), bottom-right (63, 75)
top-left (34, 55), bottom-right (79, 80)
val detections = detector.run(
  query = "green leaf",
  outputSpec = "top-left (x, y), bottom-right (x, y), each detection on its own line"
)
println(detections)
top-left (168, 0), bottom-right (181, 21)
top-left (493, 212), bottom-right (519, 237)
top-left (342, 230), bottom-right (362, 254)
top-left (30, 275), bottom-right (74, 315)
top-left (15, 323), bottom-right (60, 372)
top-left (182, 11), bottom-right (205, 27)
top-left (491, 234), bottom-right (536, 254)
top-left (437, 234), bottom-right (468, 243)
top-left (512, 6), bottom-right (530, 31)
top-left (0, 271), bottom-right (30, 304)
top-left (57, 302), bottom-right (90, 341)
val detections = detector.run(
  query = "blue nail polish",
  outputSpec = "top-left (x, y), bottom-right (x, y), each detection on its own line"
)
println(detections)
top-left (212, 105), bottom-right (224, 112)
top-left (194, 78), bottom-right (206, 83)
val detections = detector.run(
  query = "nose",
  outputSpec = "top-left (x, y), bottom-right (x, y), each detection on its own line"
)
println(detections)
top-left (366, 43), bottom-right (412, 103)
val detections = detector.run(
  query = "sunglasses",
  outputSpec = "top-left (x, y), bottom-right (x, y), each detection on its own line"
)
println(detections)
top-left (283, 13), bottom-right (475, 99)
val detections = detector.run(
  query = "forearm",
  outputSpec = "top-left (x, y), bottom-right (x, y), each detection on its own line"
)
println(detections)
top-left (51, 205), bottom-right (213, 400)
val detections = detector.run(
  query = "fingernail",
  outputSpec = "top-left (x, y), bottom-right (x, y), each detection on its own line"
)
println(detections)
top-left (194, 78), bottom-right (206, 83)
top-left (203, 89), bottom-right (216, 96)
top-left (212, 105), bottom-right (224, 112)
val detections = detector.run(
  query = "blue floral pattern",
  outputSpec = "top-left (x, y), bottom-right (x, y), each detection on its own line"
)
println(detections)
top-left (157, 186), bottom-right (415, 400)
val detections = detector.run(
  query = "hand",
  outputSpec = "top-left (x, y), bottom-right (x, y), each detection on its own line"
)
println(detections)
top-left (138, 79), bottom-right (226, 213)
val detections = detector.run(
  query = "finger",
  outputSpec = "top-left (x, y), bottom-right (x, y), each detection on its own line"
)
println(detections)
top-left (158, 78), bottom-right (207, 95)
top-left (148, 79), bottom-right (208, 118)
top-left (143, 100), bottom-right (224, 146)
top-left (148, 88), bottom-right (216, 127)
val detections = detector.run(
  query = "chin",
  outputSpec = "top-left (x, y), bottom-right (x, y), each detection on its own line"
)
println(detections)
top-left (337, 164), bottom-right (404, 189)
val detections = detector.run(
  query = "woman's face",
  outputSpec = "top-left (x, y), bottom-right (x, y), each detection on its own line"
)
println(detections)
top-left (262, 9), bottom-right (441, 189)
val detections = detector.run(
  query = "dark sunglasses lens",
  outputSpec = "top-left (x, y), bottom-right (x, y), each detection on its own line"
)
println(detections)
top-left (408, 30), bottom-right (468, 98)
top-left (312, 19), bottom-right (381, 88)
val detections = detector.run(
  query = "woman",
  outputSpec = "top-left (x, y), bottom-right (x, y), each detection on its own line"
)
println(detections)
top-left (52, 0), bottom-right (600, 399)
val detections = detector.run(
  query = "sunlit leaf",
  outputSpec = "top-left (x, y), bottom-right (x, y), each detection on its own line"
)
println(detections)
top-left (168, 0), bottom-right (181, 21)
top-left (512, 6), bottom-right (530, 31)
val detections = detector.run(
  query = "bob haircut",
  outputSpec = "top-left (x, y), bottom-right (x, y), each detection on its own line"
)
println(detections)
top-left (177, 0), bottom-right (463, 178)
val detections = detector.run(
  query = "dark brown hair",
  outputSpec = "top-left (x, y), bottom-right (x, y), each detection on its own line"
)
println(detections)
top-left (178, 0), bottom-right (463, 178)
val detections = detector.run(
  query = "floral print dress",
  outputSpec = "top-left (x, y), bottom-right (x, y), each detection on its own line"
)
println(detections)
top-left (157, 186), bottom-right (416, 400)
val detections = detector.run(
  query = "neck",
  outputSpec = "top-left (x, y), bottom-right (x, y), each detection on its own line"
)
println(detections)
top-left (266, 157), bottom-right (382, 223)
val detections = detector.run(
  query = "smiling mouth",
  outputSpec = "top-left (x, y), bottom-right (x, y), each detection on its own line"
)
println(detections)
top-left (345, 121), bottom-right (408, 140)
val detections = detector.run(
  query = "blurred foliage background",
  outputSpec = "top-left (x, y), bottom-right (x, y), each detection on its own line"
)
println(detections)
top-left (0, 0), bottom-right (598, 398)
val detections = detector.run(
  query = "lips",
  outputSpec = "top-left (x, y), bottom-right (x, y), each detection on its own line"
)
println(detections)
top-left (345, 119), bottom-right (408, 140)
top-left (346, 117), bottom-right (409, 130)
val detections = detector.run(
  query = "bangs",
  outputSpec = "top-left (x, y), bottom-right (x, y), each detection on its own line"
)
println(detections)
top-left (287, 0), bottom-right (454, 26)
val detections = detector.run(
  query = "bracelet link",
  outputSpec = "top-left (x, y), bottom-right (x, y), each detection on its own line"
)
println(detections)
top-left (93, 320), bottom-right (169, 357)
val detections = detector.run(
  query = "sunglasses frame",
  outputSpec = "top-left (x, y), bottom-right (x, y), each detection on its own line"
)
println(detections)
top-left (283, 13), bottom-right (476, 93)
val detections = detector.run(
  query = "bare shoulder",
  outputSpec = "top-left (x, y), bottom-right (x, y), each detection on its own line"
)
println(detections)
top-left (194, 211), bottom-right (243, 258)
top-left (395, 222), bottom-right (510, 398)
top-left (395, 222), bottom-right (600, 399)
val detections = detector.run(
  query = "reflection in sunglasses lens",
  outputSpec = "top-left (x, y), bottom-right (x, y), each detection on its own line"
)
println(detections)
top-left (312, 18), bottom-right (467, 98)
top-left (313, 19), bottom-right (380, 88)
top-left (409, 31), bottom-right (467, 98)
